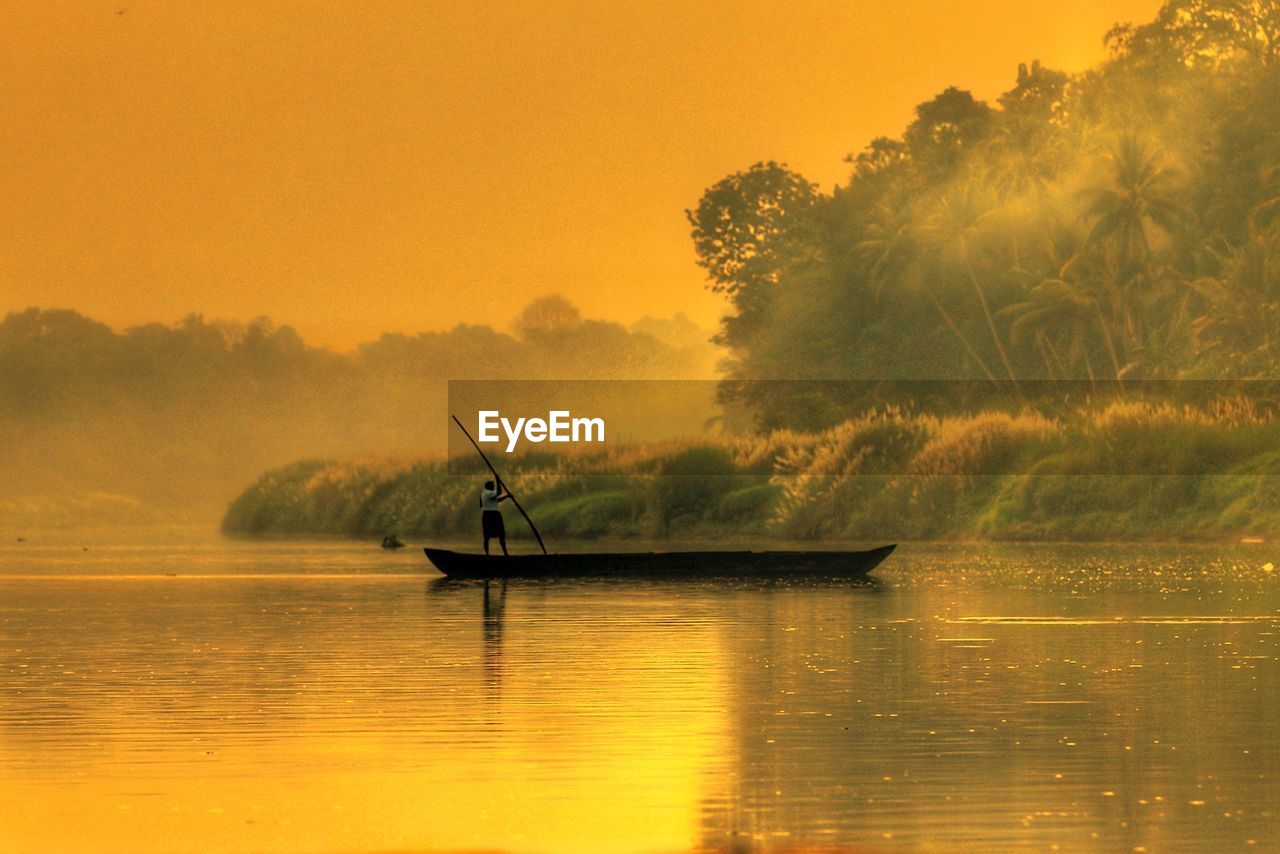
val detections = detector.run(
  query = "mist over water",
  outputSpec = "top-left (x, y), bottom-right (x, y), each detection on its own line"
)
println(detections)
top-left (0, 302), bottom-right (717, 528)
top-left (2, 535), bottom-right (1277, 851)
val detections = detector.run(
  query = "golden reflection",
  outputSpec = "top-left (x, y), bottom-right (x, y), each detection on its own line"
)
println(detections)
top-left (2, 578), bottom-right (742, 850)
top-left (3, 548), bottom-right (1280, 851)
top-left (0, 577), bottom-right (733, 852)
top-left (483, 578), bottom-right (507, 697)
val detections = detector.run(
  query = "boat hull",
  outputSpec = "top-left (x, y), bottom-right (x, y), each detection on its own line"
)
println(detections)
top-left (423, 545), bottom-right (896, 579)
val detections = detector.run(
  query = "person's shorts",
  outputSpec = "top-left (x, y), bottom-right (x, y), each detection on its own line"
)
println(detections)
top-left (482, 510), bottom-right (505, 538)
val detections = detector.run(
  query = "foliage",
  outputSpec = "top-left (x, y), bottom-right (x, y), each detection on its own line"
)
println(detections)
top-left (225, 399), bottom-right (1280, 542)
top-left (0, 300), bottom-right (716, 517)
top-left (689, 0), bottom-right (1280, 430)
top-left (685, 162), bottom-right (820, 296)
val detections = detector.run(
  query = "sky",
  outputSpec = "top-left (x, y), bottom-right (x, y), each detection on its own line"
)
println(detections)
top-left (2, 0), bottom-right (1161, 350)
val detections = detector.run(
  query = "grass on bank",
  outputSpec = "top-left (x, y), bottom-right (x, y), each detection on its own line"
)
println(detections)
top-left (223, 400), bottom-right (1280, 542)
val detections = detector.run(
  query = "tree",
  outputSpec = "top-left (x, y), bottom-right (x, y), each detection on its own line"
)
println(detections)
top-left (903, 88), bottom-right (993, 176)
top-left (513, 295), bottom-right (583, 340)
top-left (855, 201), bottom-right (999, 380)
top-left (1108, 0), bottom-right (1280, 68)
top-left (915, 183), bottom-right (1021, 382)
top-left (997, 61), bottom-right (1070, 123)
top-left (999, 277), bottom-right (1124, 379)
top-left (1080, 135), bottom-right (1189, 268)
top-left (846, 137), bottom-right (908, 180)
top-left (986, 62), bottom-right (1073, 199)
top-left (1191, 224), bottom-right (1280, 373)
top-left (686, 162), bottom-right (820, 297)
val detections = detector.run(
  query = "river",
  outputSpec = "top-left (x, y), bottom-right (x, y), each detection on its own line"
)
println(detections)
top-left (1, 532), bottom-right (1277, 851)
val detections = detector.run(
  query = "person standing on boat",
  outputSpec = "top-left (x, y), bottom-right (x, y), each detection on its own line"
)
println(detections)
top-left (480, 479), bottom-right (510, 556)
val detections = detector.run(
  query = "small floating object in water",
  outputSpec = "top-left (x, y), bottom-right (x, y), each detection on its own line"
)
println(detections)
top-left (1241, 536), bottom-right (1265, 544)
top-left (1264, 562), bottom-right (1275, 573)
top-left (16, 537), bottom-right (25, 542)
top-left (381, 534), bottom-right (405, 550)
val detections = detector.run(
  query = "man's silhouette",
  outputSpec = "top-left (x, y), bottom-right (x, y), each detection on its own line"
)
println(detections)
top-left (480, 479), bottom-right (510, 556)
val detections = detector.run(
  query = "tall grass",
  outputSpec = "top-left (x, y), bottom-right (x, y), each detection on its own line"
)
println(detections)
top-left (223, 400), bottom-right (1280, 541)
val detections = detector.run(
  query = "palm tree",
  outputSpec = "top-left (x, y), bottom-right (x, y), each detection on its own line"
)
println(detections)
top-left (855, 202), bottom-right (999, 381)
top-left (852, 202), bottom-right (916, 300)
top-left (1079, 135), bottom-right (1189, 269)
top-left (1248, 164), bottom-right (1280, 232)
top-left (1069, 135), bottom-right (1193, 360)
top-left (1191, 225), bottom-right (1280, 374)
top-left (1119, 312), bottom-right (1193, 379)
top-left (999, 277), bottom-right (1124, 379)
top-left (983, 116), bottom-right (1071, 204)
top-left (915, 183), bottom-right (1021, 384)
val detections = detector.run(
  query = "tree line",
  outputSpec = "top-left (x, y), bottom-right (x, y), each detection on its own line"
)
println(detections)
top-left (0, 299), bottom-right (712, 517)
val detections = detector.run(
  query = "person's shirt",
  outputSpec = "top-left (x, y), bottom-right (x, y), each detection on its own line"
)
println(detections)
top-left (480, 488), bottom-right (501, 512)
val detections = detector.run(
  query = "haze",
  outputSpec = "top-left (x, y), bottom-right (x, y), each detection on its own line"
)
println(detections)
top-left (2, 0), bottom-right (1158, 349)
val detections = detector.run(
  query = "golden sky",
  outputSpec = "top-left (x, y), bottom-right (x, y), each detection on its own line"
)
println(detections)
top-left (3, 0), bottom-right (1159, 350)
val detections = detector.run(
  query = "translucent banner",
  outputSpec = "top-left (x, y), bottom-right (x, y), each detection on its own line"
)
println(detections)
top-left (445, 379), bottom-right (1280, 476)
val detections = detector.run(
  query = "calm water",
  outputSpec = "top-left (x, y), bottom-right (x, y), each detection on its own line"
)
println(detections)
top-left (1, 533), bottom-right (1278, 852)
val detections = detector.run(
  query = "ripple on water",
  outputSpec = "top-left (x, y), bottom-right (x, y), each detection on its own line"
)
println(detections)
top-left (0, 540), bottom-right (1278, 851)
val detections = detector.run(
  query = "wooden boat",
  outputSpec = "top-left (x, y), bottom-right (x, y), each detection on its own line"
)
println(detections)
top-left (423, 544), bottom-right (896, 580)
top-left (434, 419), bottom-right (895, 582)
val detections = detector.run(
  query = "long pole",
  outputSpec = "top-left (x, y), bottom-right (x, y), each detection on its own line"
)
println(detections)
top-left (451, 414), bottom-right (548, 555)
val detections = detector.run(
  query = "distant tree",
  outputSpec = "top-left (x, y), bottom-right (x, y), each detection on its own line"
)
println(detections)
top-left (1191, 224), bottom-right (1280, 373)
top-left (1, 301), bottom-right (716, 513)
top-left (513, 294), bottom-right (583, 340)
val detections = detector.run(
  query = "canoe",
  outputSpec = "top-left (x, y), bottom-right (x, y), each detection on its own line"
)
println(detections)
top-left (423, 544), bottom-right (896, 580)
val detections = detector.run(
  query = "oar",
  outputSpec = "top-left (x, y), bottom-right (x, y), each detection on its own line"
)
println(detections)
top-left (451, 414), bottom-right (548, 555)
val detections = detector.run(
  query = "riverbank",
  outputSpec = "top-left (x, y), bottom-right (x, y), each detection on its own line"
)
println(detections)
top-left (222, 402), bottom-right (1280, 542)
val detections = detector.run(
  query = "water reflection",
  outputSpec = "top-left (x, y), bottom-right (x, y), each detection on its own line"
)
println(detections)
top-left (1, 541), bottom-right (1278, 851)
top-left (483, 580), bottom-right (506, 697)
